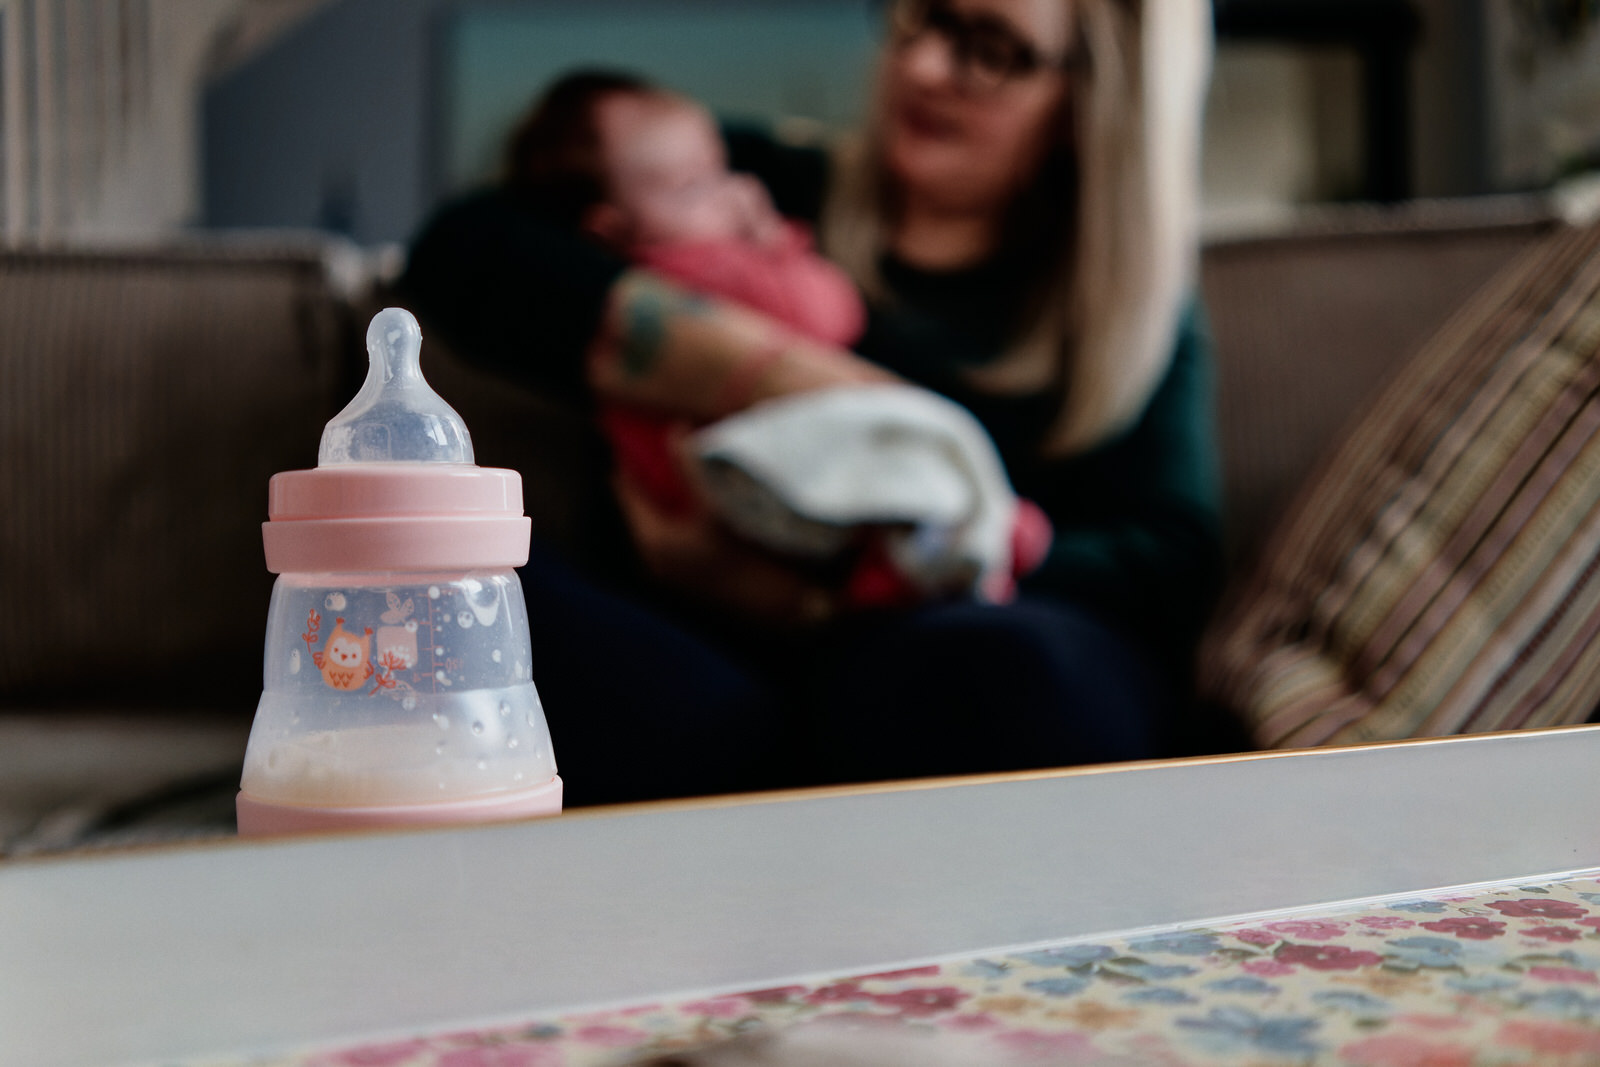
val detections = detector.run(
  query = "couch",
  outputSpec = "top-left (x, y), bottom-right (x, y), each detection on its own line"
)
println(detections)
top-left (0, 198), bottom-right (1563, 851)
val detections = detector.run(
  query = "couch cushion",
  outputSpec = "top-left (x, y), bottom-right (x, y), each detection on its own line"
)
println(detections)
top-left (1202, 206), bottom-right (1555, 562)
top-left (1200, 221), bottom-right (1600, 746)
top-left (0, 243), bottom-right (353, 709)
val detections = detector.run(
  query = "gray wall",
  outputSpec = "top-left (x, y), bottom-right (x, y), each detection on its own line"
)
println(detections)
top-left (203, 0), bottom-right (878, 246)
top-left (442, 1), bottom-right (875, 192)
top-left (202, 0), bottom-right (1509, 247)
top-left (203, 0), bottom-right (437, 245)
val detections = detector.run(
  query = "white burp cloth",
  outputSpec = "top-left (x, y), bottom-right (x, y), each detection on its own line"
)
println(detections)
top-left (691, 384), bottom-right (1019, 599)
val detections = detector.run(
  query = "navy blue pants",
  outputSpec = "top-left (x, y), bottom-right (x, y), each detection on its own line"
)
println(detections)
top-left (520, 544), bottom-right (1165, 807)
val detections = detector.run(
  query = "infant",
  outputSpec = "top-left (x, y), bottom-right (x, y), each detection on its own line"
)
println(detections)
top-left (529, 71), bottom-right (862, 514)
top-left (518, 71), bottom-right (1046, 606)
top-left (582, 83), bottom-right (865, 356)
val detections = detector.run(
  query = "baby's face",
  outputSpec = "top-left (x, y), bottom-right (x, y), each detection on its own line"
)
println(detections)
top-left (594, 95), bottom-right (778, 248)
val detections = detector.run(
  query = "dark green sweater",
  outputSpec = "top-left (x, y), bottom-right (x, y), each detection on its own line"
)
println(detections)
top-left (399, 139), bottom-right (1222, 673)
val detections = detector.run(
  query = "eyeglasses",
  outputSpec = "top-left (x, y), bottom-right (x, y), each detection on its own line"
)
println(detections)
top-left (885, 0), bottom-right (1079, 95)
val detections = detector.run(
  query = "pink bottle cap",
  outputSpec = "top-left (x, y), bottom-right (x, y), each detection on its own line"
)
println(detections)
top-left (261, 308), bottom-right (531, 574)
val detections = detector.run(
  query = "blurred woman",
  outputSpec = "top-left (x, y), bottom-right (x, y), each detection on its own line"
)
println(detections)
top-left (400, 0), bottom-right (1224, 803)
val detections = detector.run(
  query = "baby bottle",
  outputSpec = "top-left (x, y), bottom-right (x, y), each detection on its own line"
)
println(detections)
top-left (236, 308), bottom-right (561, 836)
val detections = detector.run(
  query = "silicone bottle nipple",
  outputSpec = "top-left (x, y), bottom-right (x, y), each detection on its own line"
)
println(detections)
top-left (318, 307), bottom-right (474, 466)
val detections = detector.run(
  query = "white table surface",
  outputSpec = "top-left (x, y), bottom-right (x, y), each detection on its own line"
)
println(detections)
top-left (5, 726), bottom-right (1600, 1067)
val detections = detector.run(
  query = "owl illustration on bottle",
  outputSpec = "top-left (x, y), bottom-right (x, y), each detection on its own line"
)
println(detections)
top-left (313, 617), bottom-right (373, 691)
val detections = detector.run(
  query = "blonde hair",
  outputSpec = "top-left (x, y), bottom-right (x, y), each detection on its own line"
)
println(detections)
top-left (823, 0), bottom-right (1212, 456)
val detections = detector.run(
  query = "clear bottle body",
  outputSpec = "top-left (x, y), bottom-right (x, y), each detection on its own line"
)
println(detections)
top-left (240, 569), bottom-right (556, 807)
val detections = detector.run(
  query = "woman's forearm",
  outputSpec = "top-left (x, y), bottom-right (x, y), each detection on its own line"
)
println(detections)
top-left (587, 269), bottom-right (892, 419)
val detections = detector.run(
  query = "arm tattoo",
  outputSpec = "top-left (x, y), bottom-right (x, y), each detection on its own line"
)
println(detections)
top-left (619, 280), bottom-right (712, 380)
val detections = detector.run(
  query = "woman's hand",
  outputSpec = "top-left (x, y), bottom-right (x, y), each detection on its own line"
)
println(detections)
top-left (613, 469), bottom-right (840, 625)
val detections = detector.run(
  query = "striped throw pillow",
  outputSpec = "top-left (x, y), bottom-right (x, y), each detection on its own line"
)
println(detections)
top-left (1200, 222), bottom-right (1600, 747)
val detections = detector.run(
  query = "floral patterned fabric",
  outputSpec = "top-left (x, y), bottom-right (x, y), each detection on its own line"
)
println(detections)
top-left (225, 873), bottom-right (1600, 1066)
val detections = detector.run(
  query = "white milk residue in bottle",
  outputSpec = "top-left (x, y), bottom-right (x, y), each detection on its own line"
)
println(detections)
top-left (237, 308), bottom-right (561, 835)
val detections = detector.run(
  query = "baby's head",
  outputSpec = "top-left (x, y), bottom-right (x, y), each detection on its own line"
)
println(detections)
top-left (506, 69), bottom-right (777, 250)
